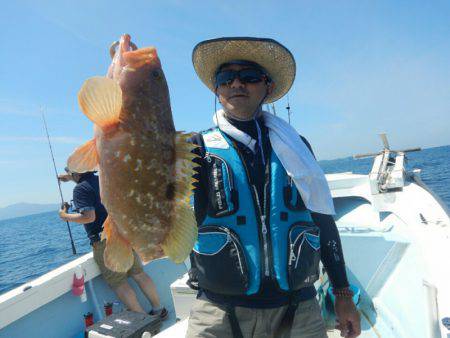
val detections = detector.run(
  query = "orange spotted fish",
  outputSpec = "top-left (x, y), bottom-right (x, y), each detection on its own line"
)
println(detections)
top-left (67, 34), bottom-right (198, 272)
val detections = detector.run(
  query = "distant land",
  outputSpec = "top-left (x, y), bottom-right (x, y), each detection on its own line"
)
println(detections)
top-left (0, 203), bottom-right (60, 221)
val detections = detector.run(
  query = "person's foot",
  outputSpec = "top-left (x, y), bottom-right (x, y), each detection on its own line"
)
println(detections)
top-left (149, 307), bottom-right (168, 320)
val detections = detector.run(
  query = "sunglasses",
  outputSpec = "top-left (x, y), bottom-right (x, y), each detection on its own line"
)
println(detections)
top-left (215, 68), bottom-right (269, 87)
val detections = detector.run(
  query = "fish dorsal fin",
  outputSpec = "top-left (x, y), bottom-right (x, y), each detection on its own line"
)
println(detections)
top-left (173, 132), bottom-right (200, 200)
top-left (78, 76), bottom-right (122, 130)
top-left (67, 138), bottom-right (99, 173)
top-left (161, 132), bottom-right (199, 263)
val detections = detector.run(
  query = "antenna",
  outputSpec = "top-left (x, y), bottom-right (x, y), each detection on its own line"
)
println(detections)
top-left (286, 94), bottom-right (291, 124)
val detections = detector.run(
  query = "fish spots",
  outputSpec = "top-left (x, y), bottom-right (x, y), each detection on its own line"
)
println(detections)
top-left (114, 151), bottom-right (121, 158)
top-left (163, 151), bottom-right (174, 162)
top-left (165, 183), bottom-right (175, 200)
top-left (123, 154), bottom-right (131, 162)
top-left (135, 159), bottom-right (142, 171)
top-left (130, 138), bottom-right (136, 146)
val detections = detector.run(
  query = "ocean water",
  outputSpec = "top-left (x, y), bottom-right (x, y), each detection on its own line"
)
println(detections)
top-left (1, 145), bottom-right (449, 295)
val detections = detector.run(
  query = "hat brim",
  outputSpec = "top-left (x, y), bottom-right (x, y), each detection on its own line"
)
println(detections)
top-left (192, 37), bottom-right (296, 103)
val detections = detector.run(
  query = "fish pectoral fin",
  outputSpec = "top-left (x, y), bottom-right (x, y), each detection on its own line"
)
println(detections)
top-left (174, 132), bottom-right (200, 201)
top-left (78, 76), bottom-right (122, 130)
top-left (103, 216), bottom-right (134, 272)
top-left (67, 139), bottom-right (99, 173)
top-left (162, 201), bottom-right (198, 263)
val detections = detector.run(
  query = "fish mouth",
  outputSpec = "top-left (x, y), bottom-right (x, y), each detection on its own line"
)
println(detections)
top-left (113, 34), bottom-right (160, 70)
top-left (123, 47), bottom-right (161, 70)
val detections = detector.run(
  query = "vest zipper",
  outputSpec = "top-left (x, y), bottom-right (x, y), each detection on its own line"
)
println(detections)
top-left (252, 185), bottom-right (270, 277)
top-left (289, 243), bottom-right (296, 266)
top-left (263, 155), bottom-right (273, 279)
top-left (231, 140), bottom-right (274, 286)
top-left (199, 226), bottom-right (245, 276)
top-left (223, 227), bottom-right (245, 275)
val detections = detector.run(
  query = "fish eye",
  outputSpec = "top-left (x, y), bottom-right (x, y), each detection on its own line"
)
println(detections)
top-left (151, 70), bottom-right (162, 80)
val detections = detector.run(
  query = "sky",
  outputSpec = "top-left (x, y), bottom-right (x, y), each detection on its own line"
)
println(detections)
top-left (0, 0), bottom-right (449, 207)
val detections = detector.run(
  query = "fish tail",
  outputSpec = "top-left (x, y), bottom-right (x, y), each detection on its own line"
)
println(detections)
top-left (161, 132), bottom-right (199, 263)
top-left (103, 216), bottom-right (134, 272)
top-left (161, 201), bottom-right (198, 263)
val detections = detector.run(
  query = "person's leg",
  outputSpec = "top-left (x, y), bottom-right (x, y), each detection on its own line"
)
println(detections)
top-left (113, 281), bottom-right (146, 313)
top-left (92, 241), bottom-right (145, 313)
top-left (254, 306), bottom-right (288, 338)
top-left (131, 271), bottom-right (161, 308)
top-left (288, 298), bottom-right (328, 338)
top-left (127, 250), bottom-right (162, 309)
top-left (186, 297), bottom-right (257, 338)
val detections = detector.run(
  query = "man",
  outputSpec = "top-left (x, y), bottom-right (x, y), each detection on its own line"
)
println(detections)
top-left (186, 37), bottom-right (361, 338)
top-left (58, 168), bottom-right (167, 319)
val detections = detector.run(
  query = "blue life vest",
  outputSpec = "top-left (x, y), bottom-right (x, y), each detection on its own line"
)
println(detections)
top-left (190, 128), bottom-right (321, 296)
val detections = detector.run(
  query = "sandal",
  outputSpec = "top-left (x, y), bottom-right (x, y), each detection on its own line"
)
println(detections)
top-left (149, 307), bottom-right (168, 321)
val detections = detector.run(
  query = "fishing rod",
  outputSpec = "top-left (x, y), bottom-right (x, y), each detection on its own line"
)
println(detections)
top-left (41, 108), bottom-right (77, 255)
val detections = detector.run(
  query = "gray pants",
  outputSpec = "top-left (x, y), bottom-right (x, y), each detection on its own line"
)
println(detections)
top-left (186, 297), bottom-right (328, 338)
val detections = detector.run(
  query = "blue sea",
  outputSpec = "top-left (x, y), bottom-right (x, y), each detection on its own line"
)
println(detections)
top-left (1, 145), bottom-right (449, 295)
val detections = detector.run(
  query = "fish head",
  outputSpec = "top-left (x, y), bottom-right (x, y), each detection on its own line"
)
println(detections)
top-left (107, 34), bottom-right (169, 107)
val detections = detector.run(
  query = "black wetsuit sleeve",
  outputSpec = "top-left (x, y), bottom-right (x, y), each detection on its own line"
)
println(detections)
top-left (300, 135), bottom-right (350, 289)
top-left (300, 135), bottom-right (315, 159)
top-left (311, 212), bottom-right (349, 288)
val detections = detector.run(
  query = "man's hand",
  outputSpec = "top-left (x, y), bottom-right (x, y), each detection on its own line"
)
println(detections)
top-left (58, 173), bottom-right (72, 182)
top-left (334, 297), bottom-right (361, 338)
top-left (59, 203), bottom-right (69, 220)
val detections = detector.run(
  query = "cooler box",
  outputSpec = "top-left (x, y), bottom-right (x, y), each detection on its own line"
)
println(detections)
top-left (170, 273), bottom-right (196, 320)
top-left (87, 310), bottom-right (161, 338)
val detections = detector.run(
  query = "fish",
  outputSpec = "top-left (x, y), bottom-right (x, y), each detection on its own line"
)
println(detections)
top-left (67, 34), bottom-right (198, 272)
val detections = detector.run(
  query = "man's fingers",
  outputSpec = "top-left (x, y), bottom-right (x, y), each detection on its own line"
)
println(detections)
top-left (349, 316), bottom-right (361, 337)
top-left (335, 321), bottom-right (348, 337)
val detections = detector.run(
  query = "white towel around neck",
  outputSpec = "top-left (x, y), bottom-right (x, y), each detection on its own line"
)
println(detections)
top-left (213, 109), bottom-right (335, 215)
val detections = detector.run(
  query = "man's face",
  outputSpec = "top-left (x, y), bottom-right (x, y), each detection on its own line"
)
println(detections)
top-left (216, 64), bottom-right (274, 120)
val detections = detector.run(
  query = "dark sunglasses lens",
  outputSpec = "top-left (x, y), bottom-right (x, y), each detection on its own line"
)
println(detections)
top-left (216, 71), bottom-right (236, 86)
top-left (215, 69), bottom-right (265, 86)
top-left (239, 69), bottom-right (264, 83)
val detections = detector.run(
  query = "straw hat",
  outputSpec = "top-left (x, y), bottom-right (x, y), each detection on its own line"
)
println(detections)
top-left (192, 37), bottom-right (296, 103)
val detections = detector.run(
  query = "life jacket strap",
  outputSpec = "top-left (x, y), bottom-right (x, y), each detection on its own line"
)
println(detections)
top-left (276, 292), bottom-right (301, 337)
top-left (225, 304), bottom-right (244, 338)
